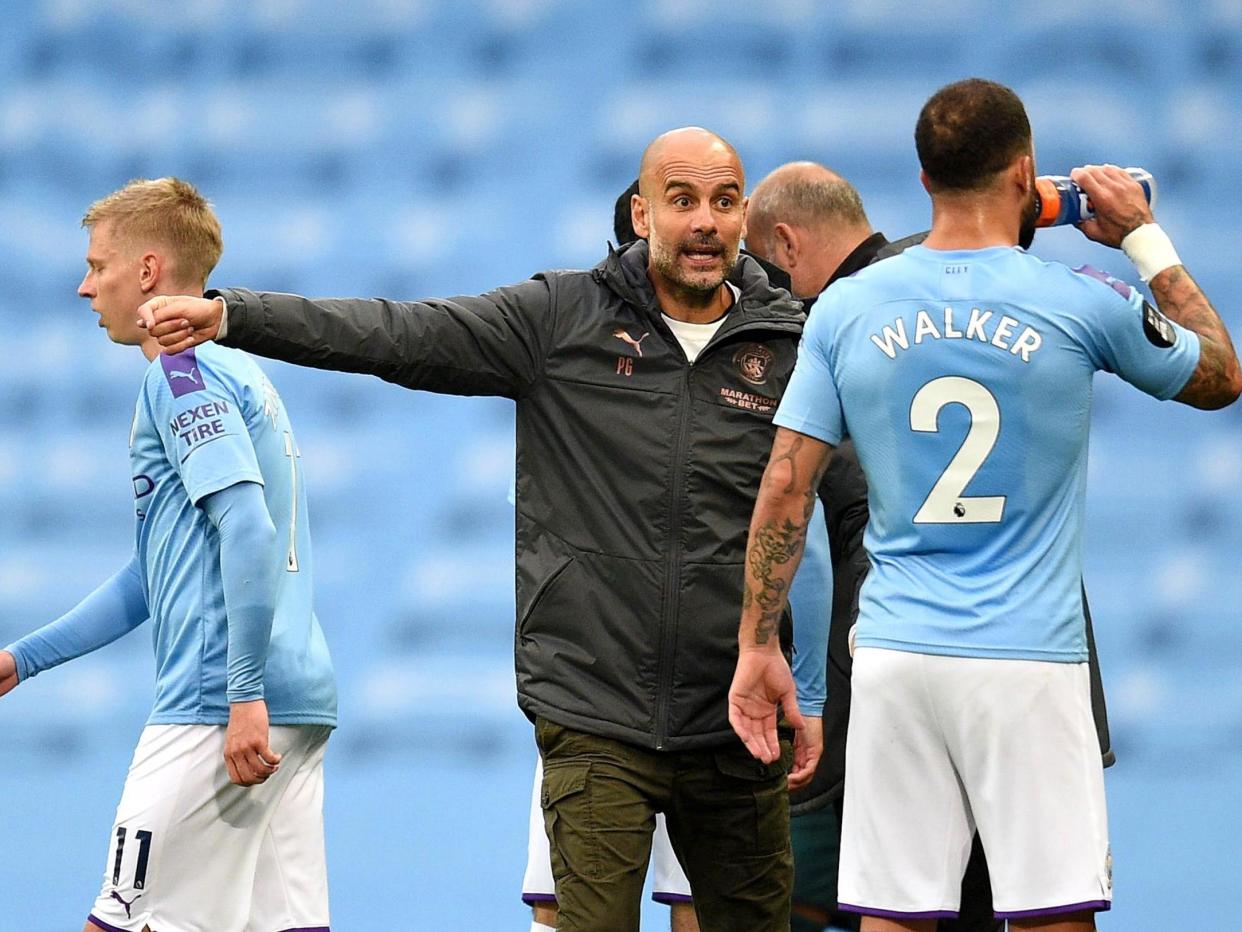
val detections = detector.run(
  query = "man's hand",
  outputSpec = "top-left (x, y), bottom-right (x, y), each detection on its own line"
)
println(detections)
top-left (1073, 164), bottom-right (1155, 248)
top-left (0, 650), bottom-right (19, 698)
top-left (728, 648), bottom-right (805, 766)
top-left (787, 715), bottom-right (822, 791)
top-left (136, 295), bottom-right (224, 354)
top-left (224, 699), bottom-right (281, 787)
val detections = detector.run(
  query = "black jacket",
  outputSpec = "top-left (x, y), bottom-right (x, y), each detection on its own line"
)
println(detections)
top-left (790, 232), bottom-right (1115, 816)
top-left (213, 241), bottom-right (810, 750)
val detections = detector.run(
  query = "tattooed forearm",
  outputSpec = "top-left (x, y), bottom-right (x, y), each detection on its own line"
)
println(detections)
top-left (1150, 265), bottom-right (1242, 409)
top-left (740, 429), bottom-right (836, 649)
top-left (748, 517), bottom-right (806, 644)
top-left (764, 434), bottom-right (831, 525)
top-left (767, 434), bottom-right (806, 495)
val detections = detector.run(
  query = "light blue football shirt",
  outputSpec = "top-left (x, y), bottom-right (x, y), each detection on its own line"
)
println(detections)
top-left (132, 343), bottom-right (336, 725)
top-left (789, 498), bottom-right (831, 716)
top-left (774, 245), bottom-right (1200, 662)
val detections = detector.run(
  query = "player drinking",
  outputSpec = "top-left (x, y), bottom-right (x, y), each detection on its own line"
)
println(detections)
top-left (730, 78), bottom-right (1240, 932)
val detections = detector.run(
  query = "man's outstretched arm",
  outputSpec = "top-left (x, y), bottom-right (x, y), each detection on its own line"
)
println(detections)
top-left (729, 427), bottom-right (834, 771)
top-left (137, 277), bottom-right (555, 399)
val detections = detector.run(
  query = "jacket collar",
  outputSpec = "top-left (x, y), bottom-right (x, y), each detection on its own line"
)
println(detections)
top-left (823, 231), bottom-right (891, 290)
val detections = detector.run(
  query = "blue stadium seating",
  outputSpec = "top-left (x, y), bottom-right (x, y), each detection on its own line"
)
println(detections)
top-left (1, 3), bottom-right (1239, 927)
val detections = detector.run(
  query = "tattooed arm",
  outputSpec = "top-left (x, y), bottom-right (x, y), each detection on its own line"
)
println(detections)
top-left (729, 427), bottom-right (835, 766)
top-left (1074, 164), bottom-right (1241, 409)
top-left (741, 429), bottom-right (836, 647)
top-left (1149, 265), bottom-right (1242, 409)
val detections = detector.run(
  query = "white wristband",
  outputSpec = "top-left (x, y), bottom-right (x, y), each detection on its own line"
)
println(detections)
top-left (214, 296), bottom-right (229, 340)
top-left (1121, 223), bottom-right (1181, 283)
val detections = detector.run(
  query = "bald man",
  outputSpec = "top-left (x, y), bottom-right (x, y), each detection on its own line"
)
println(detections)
top-left (138, 128), bottom-right (830, 932)
top-left (747, 161), bottom-right (927, 304)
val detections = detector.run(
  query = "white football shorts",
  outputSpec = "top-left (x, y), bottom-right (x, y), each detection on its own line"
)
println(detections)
top-left (839, 647), bottom-right (1111, 922)
top-left (87, 723), bottom-right (332, 932)
top-left (521, 757), bottom-right (691, 905)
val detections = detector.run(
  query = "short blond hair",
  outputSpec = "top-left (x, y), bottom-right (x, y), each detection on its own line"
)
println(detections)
top-left (83, 177), bottom-right (223, 288)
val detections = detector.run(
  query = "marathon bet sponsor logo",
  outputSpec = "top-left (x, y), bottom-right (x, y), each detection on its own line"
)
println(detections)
top-left (719, 387), bottom-right (776, 413)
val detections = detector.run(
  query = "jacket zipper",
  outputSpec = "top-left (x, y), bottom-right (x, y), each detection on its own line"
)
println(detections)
top-left (654, 361), bottom-right (693, 750)
top-left (651, 313), bottom-right (801, 749)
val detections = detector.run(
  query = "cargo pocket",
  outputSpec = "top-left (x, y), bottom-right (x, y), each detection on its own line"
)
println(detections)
top-left (709, 738), bottom-right (794, 858)
top-left (540, 760), bottom-right (595, 880)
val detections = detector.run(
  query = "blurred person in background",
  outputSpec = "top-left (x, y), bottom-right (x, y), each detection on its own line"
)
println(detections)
top-left (137, 127), bottom-right (830, 932)
top-left (732, 78), bottom-right (1240, 932)
top-left (0, 178), bottom-right (337, 932)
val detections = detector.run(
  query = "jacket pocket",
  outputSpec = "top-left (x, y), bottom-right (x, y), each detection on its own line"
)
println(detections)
top-left (518, 554), bottom-right (574, 636)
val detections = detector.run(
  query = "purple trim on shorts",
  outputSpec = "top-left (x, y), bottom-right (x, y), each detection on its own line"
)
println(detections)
top-left (522, 892), bottom-right (558, 905)
top-left (652, 892), bottom-right (694, 904)
top-left (995, 899), bottom-right (1111, 919)
top-left (87, 915), bottom-right (131, 932)
top-left (838, 903), bottom-right (958, 920)
top-left (89, 912), bottom-right (330, 932)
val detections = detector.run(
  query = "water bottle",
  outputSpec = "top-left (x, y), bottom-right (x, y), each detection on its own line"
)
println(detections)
top-left (1034, 167), bottom-right (1156, 227)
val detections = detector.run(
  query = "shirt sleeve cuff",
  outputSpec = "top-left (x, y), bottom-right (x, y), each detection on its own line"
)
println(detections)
top-left (4, 644), bottom-right (32, 682)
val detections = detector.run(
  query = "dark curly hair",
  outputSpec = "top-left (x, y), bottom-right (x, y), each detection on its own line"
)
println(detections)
top-left (915, 78), bottom-right (1031, 191)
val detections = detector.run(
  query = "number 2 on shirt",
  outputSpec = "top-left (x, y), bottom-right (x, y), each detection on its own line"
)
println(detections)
top-left (910, 376), bottom-right (1006, 524)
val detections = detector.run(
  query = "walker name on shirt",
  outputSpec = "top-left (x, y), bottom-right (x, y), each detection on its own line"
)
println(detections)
top-left (169, 400), bottom-right (235, 455)
top-left (869, 307), bottom-right (1044, 363)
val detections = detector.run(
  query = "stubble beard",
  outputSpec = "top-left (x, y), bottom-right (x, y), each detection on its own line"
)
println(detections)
top-left (648, 235), bottom-right (739, 305)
